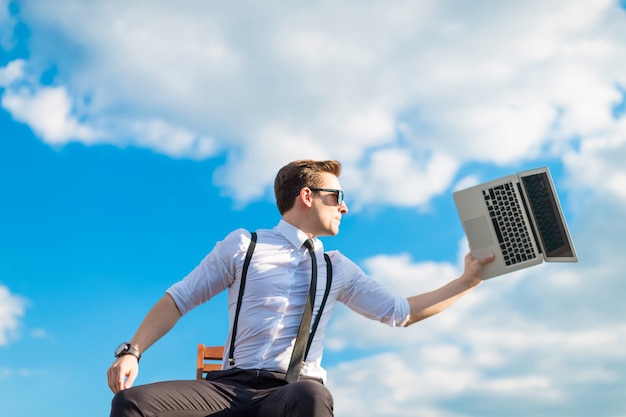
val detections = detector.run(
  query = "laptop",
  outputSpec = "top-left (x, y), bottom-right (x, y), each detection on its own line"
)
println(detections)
top-left (453, 167), bottom-right (577, 279)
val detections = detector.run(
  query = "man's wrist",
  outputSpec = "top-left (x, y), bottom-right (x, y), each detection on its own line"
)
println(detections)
top-left (114, 342), bottom-right (141, 362)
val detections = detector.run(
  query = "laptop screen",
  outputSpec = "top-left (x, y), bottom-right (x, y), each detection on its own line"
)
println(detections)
top-left (521, 172), bottom-right (576, 259)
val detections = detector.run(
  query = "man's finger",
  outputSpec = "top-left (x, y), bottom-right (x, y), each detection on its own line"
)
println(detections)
top-left (480, 254), bottom-right (495, 264)
top-left (125, 369), bottom-right (137, 390)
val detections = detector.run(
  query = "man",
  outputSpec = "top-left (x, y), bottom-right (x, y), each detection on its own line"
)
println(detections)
top-left (107, 159), bottom-right (493, 417)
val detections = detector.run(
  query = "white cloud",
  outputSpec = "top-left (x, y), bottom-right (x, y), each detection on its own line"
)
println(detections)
top-left (2, 85), bottom-right (95, 145)
top-left (132, 119), bottom-right (218, 160)
top-left (0, 59), bottom-right (25, 86)
top-left (440, 100), bottom-right (556, 164)
top-left (0, 285), bottom-right (26, 346)
top-left (327, 280), bottom-right (626, 416)
top-left (1, 0), bottom-right (623, 208)
top-left (348, 148), bottom-right (459, 209)
top-left (563, 120), bottom-right (626, 202)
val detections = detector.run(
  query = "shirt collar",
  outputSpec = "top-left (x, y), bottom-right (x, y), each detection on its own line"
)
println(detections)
top-left (276, 219), bottom-right (322, 251)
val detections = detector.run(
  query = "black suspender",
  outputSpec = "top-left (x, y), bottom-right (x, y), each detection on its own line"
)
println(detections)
top-left (227, 231), bottom-right (333, 368)
top-left (228, 231), bottom-right (257, 367)
top-left (305, 253), bottom-right (333, 360)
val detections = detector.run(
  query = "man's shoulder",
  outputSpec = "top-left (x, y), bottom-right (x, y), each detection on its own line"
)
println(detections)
top-left (214, 228), bottom-right (260, 255)
top-left (218, 227), bottom-right (285, 253)
top-left (322, 249), bottom-right (357, 269)
top-left (224, 227), bottom-right (274, 241)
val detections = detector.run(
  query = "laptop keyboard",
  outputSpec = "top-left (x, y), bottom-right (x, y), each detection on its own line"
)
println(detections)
top-left (483, 183), bottom-right (537, 266)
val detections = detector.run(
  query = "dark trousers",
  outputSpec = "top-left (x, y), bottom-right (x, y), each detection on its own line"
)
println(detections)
top-left (110, 368), bottom-right (334, 417)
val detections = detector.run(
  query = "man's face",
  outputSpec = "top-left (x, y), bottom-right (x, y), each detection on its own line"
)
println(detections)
top-left (310, 172), bottom-right (348, 236)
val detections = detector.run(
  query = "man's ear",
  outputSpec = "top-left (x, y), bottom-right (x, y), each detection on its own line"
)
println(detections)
top-left (298, 187), bottom-right (315, 208)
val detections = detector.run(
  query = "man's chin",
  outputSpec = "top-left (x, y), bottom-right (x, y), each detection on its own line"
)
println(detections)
top-left (319, 227), bottom-right (339, 237)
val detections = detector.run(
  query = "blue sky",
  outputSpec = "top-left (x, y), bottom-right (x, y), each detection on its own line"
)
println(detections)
top-left (1, 1), bottom-right (626, 416)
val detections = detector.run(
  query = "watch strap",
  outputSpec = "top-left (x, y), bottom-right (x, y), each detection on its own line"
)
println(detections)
top-left (116, 343), bottom-right (141, 362)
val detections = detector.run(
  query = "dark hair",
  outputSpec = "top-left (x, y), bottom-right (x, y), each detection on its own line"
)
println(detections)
top-left (274, 160), bottom-right (342, 215)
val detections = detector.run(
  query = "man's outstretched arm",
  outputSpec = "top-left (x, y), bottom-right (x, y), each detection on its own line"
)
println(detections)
top-left (404, 253), bottom-right (494, 327)
top-left (107, 293), bottom-right (182, 393)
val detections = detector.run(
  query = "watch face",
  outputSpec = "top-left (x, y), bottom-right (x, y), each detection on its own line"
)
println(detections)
top-left (115, 343), bottom-right (129, 357)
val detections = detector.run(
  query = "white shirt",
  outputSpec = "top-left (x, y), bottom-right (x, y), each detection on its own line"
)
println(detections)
top-left (167, 220), bottom-right (410, 382)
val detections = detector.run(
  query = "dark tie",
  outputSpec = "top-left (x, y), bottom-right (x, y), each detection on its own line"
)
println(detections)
top-left (285, 238), bottom-right (317, 383)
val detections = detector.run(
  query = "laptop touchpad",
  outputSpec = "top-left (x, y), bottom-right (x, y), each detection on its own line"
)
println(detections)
top-left (464, 216), bottom-right (495, 250)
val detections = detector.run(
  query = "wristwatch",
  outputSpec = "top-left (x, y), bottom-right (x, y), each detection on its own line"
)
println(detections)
top-left (114, 342), bottom-right (141, 362)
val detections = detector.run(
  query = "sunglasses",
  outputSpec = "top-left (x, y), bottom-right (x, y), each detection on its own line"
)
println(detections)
top-left (308, 188), bottom-right (345, 206)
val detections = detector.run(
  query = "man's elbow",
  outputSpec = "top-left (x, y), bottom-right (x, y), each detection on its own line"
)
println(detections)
top-left (404, 307), bottom-right (440, 327)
